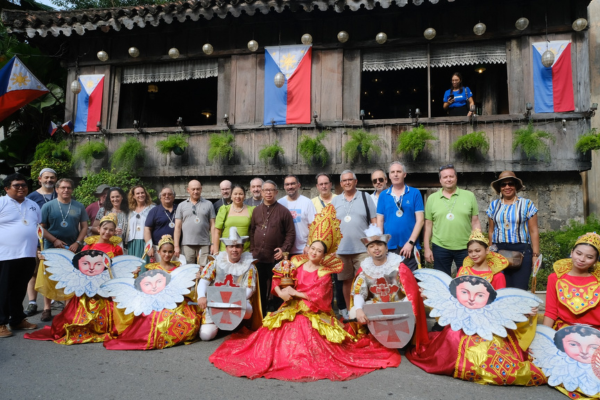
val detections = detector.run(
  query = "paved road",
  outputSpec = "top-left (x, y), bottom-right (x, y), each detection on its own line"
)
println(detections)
top-left (0, 300), bottom-right (565, 400)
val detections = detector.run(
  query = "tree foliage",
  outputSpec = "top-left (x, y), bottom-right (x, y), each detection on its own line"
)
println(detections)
top-left (49, 0), bottom-right (168, 10)
top-left (396, 125), bottom-right (437, 160)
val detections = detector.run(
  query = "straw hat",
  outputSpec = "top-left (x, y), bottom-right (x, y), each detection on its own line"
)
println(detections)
top-left (490, 171), bottom-right (524, 194)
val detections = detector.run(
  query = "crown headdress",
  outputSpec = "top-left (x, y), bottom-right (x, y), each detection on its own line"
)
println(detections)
top-left (575, 232), bottom-right (600, 254)
top-left (100, 213), bottom-right (118, 226)
top-left (158, 234), bottom-right (175, 249)
top-left (308, 204), bottom-right (342, 255)
top-left (469, 229), bottom-right (489, 246)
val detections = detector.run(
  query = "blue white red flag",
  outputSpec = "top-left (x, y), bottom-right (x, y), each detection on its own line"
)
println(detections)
top-left (48, 121), bottom-right (58, 136)
top-left (532, 41), bottom-right (574, 113)
top-left (62, 120), bottom-right (74, 134)
top-left (264, 45), bottom-right (312, 125)
top-left (0, 56), bottom-right (49, 122)
top-left (74, 75), bottom-right (104, 132)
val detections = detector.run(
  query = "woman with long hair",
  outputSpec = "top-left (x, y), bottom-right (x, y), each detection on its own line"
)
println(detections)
top-left (126, 185), bottom-right (155, 262)
top-left (443, 72), bottom-right (475, 117)
top-left (92, 187), bottom-right (129, 243)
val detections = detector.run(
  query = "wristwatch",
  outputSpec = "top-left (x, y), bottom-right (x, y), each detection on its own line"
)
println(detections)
top-left (76, 241), bottom-right (84, 246)
top-left (408, 240), bottom-right (415, 246)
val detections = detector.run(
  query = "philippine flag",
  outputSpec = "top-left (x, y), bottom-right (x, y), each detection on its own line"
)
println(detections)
top-left (532, 41), bottom-right (574, 113)
top-left (74, 74), bottom-right (104, 132)
top-left (264, 45), bottom-right (312, 125)
top-left (48, 121), bottom-right (58, 136)
top-left (0, 56), bottom-right (49, 122)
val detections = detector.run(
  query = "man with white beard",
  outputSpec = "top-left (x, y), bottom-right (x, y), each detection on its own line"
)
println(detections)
top-left (24, 168), bottom-right (57, 317)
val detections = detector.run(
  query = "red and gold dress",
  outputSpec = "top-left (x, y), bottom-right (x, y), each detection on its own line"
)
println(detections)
top-left (25, 237), bottom-right (127, 345)
top-left (209, 256), bottom-right (402, 381)
top-left (406, 252), bottom-right (546, 387)
top-left (104, 261), bottom-right (200, 351)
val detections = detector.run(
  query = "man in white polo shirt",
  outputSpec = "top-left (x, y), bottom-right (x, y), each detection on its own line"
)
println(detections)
top-left (0, 173), bottom-right (41, 337)
top-left (278, 175), bottom-right (316, 256)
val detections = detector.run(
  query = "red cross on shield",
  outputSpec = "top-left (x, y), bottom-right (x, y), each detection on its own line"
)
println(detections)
top-left (365, 302), bottom-right (415, 348)
top-left (207, 286), bottom-right (246, 331)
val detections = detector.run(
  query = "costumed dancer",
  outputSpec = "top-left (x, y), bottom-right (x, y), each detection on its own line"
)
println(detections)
top-left (103, 234), bottom-right (201, 350)
top-left (406, 229), bottom-right (546, 386)
top-left (530, 232), bottom-right (600, 398)
top-left (347, 225), bottom-right (429, 353)
top-left (209, 204), bottom-right (401, 381)
top-left (456, 229), bottom-right (507, 288)
top-left (24, 215), bottom-right (143, 344)
top-left (197, 227), bottom-right (262, 341)
top-left (81, 213), bottom-right (125, 257)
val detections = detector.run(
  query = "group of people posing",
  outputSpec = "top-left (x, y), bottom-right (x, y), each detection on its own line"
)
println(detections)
top-left (1, 163), bottom-right (599, 398)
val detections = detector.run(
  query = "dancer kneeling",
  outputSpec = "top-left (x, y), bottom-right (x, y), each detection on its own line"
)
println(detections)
top-left (209, 205), bottom-right (401, 381)
top-left (197, 227), bottom-right (262, 341)
top-left (103, 234), bottom-right (201, 350)
top-left (347, 225), bottom-right (429, 351)
top-left (406, 230), bottom-right (546, 386)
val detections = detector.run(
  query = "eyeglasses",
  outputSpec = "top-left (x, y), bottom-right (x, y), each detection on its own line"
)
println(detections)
top-left (58, 187), bottom-right (73, 191)
top-left (11, 184), bottom-right (27, 189)
top-left (500, 181), bottom-right (516, 188)
top-left (372, 177), bottom-right (385, 184)
top-left (439, 164), bottom-right (454, 171)
top-left (162, 193), bottom-right (174, 197)
top-left (262, 189), bottom-right (276, 193)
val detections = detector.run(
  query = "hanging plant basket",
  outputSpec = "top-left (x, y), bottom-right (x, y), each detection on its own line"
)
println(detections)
top-left (156, 133), bottom-right (190, 156)
top-left (73, 140), bottom-right (108, 172)
top-left (172, 145), bottom-right (185, 156)
top-left (92, 150), bottom-right (106, 159)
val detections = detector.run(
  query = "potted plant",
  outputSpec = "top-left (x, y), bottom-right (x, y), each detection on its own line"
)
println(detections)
top-left (452, 131), bottom-right (489, 161)
top-left (258, 141), bottom-right (285, 165)
top-left (110, 137), bottom-right (146, 173)
top-left (512, 122), bottom-right (555, 162)
top-left (156, 133), bottom-right (190, 156)
top-left (73, 140), bottom-right (108, 171)
top-left (342, 129), bottom-right (381, 163)
top-left (299, 131), bottom-right (329, 167)
top-left (575, 128), bottom-right (600, 154)
top-left (208, 131), bottom-right (237, 163)
top-left (34, 139), bottom-right (72, 162)
top-left (396, 125), bottom-right (437, 160)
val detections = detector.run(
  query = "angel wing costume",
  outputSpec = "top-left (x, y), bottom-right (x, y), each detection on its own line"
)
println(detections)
top-left (406, 268), bottom-right (547, 386)
top-left (25, 249), bottom-right (143, 345)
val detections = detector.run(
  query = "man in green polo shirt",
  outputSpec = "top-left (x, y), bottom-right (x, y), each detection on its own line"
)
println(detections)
top-left (423, 165), bottom-right (481, 276)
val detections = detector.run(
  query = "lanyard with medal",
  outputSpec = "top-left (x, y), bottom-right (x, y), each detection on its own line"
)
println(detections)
top-left (11, 198), bottom-right (30, 225)
top-left (192, 203), bottom-right (201, 224)
top-left (164, 208), bottom-right (176, 228)
top-left (393, 188), bottom-right (405, 218)
top-left (343, 194), bottom-right (358, 223)
top-left (57, 200), bottom-right (72, 227)
top-left (444, 196), bottom-right (458, 221)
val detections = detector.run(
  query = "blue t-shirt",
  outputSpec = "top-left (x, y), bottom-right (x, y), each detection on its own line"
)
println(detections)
top-left (41, 199), bottom-right (88, 248)
top-left (27, 190), bottom-right (57, 209)
top-left (443, 87), bottom-right (473, 108)
top-left (145, 203), bottom-right (178, 244)
top-left (376, 186), bottom-right (424, 250)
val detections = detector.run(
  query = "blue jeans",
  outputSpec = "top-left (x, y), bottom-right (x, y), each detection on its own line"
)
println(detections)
top-left (495, 242), bottom-right (532, 290)
top-left (432, 243), bottom-right (468, 277)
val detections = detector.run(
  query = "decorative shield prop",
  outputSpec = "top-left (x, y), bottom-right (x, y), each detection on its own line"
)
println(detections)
top-left (207, 286), bottom-right (246, 331)
top-left (365, 301), bottom-right (415, 348)
top-left (413, 247), bottom-right (422, 269)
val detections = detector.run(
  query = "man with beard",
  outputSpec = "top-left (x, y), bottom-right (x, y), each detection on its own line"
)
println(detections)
top-left (244, 177), bottom-right (264, 207)
top-left (24, 168), bottom-right (57, 317)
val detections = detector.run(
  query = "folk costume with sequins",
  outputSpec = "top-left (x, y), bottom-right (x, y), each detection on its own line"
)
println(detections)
top-left (209, 205), bottom-right (402, 381)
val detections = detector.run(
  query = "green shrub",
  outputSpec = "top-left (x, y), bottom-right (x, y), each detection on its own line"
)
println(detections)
top-left (208, 131), bottom-right (236, 163)
top-left (110, 137), bottom-right (145, 174)
top-left (73, 140), bottom-right (108, 171)
top-left (452, 131), bottom-right (489, 161)
top-left (72, 169), bottom-right (156, 207)
top-left (34, 139), bottom-right (71, 162)
top-left (343, 129), bottom-right (381, 163)
top-left (30, 158), bottom-right (73, 187)
top-left (575, 128), bottom-right (600, 154)
top-left (512, 122), bottom-right (556, 161)
top-left (299, 131), bottom-right (329, 167)
top-left (156, 134), bottom-right (190, 155)
top-left (396, 125), bottom-right (437, 160)
top-left (258, 141), bottom-right (285, 164)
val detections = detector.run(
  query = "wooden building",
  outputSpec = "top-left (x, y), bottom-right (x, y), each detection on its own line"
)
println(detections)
top-left (2, 0), bottom-right (594, 230)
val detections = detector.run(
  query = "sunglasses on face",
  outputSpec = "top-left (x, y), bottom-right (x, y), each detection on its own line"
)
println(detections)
top-left (439, 164), bottom-right (454, 171)
top-left (11, 184), bottom-right (27, 189)
top-left (500, 181), bottom-right (516, 188)
top-left (372, 178), bottom-right (385, 184)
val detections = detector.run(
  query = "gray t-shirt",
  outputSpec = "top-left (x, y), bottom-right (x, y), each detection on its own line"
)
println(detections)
top-left (41, 198), bottom-right (88, 249)
top-left (330, 190), bottom-right (376, 255)
top-left (175, 197), bottom-right (215, 246)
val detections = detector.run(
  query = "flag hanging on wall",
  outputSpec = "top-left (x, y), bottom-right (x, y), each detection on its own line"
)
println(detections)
top-left (74, 74), bottom-right (104, 132)
top-left (532, 41), bottom-right (574, 113)
top-left (264, 45), bottom-right (312, 125)
top-left (0, 56), bottom-right (49, 122)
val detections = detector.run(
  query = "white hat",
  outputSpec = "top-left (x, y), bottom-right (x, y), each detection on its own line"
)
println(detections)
top-left (360, 224), bottom-right (391, 246)
top-left (220, 227), bottom-right (249, 246)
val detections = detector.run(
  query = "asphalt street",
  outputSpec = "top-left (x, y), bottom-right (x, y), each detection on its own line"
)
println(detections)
top-left (0, 298), bottom-right (565, 400)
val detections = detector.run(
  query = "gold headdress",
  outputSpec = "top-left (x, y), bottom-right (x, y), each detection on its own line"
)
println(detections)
top-left (158, 234), bottom-right (175, 249)
top-left (469, 229), bottom-right (489, 247)
top-left (308, 204), bottom-right (343, 255)
top-left (100, 213), bottom-right (118, 226)
top-left (575, 232), bottom-right (600, 254)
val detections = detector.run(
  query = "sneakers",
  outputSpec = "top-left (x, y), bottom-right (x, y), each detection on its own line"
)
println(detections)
top-left (40, 309), bottom-right (52, 322)
top-left (10, 319), bottom-right (38, 330)
top-left (0, 325), bottom-right (13, 338)
top-left (24, 303), bottom-right (38, 317)
top-left (339, 308), bottom-right (349, 320)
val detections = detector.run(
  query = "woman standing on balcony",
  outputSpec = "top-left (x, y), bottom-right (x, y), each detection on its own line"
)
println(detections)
top-left (443, 72), bottom-right (475, 117)
top-left (486, 171), bottom-right (540, 290)
top-left (211, 184), bottom-right (255, 255)
top-left (126, 185), bottom-right (155, 263)
top-left (92, 187), bottom-right (129, 246)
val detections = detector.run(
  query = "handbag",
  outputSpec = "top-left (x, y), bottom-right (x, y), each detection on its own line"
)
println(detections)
top-left (497, 250), bottom-right (524, 269)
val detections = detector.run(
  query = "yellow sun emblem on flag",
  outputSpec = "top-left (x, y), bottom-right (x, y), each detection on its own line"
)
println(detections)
top-left (280, 53), bottom-right (297, 72)
top-left (10, 72), bottom-right (31, 88)
top-left (86, 80), bottom-right (95, 88)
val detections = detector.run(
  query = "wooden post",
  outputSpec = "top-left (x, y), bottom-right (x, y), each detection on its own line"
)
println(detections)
top-left (427, 44), bottom-right (431, 118)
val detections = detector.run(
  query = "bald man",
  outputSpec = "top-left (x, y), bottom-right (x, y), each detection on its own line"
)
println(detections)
top-left (213, 180), bottom-right (233, 214)
top-left (174, 180), bottom-right (215, 266)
